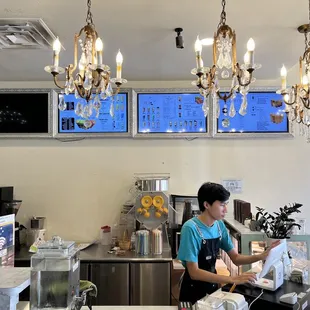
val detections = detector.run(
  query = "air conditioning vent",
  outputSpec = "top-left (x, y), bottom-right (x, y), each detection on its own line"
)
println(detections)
top-left (0, 18), bottom-right (58, 50)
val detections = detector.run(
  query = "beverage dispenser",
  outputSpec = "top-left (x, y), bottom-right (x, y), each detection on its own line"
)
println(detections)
top-left (30, 236), bottom-right (82, 309)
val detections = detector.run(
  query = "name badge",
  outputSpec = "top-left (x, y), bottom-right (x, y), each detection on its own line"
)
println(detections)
top-left (206, 256), bottom-right (212, 260)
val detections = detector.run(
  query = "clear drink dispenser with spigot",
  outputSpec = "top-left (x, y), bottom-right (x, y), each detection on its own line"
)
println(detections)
top-left (30, 236), bottom-right (80, 310)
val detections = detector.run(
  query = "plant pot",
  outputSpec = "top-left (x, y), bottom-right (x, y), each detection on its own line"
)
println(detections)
top-left (266, 237), bottom-right (287, 247)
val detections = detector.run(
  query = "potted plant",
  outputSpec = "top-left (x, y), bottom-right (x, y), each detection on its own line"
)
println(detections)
top-left (255, 203), bottom-right (302, 239)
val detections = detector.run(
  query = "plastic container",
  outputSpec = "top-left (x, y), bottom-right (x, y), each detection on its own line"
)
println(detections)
top-left (100, 226), bottom-right (111, 245)
top-left (135, 230), bottom-right (150, 255)
top-left (152, 229), bottom-right (162, 255)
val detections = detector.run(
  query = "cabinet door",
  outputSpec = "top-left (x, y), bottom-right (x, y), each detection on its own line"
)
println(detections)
top-left (90, 263), bottom-right (129, 305)
top-left (130, 262), bottom-right (171, 305)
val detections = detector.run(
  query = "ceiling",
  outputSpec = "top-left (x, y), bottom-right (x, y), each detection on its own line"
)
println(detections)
top-left (0, 0), bottom-right (308, 82)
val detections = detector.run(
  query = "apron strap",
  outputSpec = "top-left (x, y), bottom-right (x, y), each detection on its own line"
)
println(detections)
top-left (191, 219), bottom-right (204, 240)
top-left (216, 221), bottom-right (222, 241)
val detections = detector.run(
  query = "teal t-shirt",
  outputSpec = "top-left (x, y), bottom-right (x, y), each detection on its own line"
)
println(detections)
top-left (177, 217), bottom-right (234, 266)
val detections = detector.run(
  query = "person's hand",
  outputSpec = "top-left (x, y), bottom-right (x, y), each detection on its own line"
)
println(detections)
top-left (230, 273), bottom-right (257, 285)
top-left (259, 240), bottom-right (281, 261)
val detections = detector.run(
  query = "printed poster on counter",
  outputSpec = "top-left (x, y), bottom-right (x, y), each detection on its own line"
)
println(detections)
top-left (0, 214), bottom-right (15, 267)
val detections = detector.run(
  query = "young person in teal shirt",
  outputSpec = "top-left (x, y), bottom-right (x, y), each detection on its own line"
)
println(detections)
top-left (177, 182), bottom-right (280, 304)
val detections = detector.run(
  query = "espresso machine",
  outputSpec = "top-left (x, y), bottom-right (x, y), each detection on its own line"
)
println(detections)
top-left (0, 186), bottom-right (24, 252)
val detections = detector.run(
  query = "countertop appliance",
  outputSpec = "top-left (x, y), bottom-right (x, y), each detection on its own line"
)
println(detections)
top-left (30, 236), bottom-right (83, 309)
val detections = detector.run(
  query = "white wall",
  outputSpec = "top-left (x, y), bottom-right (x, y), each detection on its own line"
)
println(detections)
top-left (0, 80), bottom-right (308, 242)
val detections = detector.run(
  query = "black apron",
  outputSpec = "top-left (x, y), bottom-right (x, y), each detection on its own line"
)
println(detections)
top-left (179, 220), bottom-right (222, 305)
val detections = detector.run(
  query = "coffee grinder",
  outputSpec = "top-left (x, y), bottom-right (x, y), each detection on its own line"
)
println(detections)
top-left (0, 186), bottom-right (24, 252)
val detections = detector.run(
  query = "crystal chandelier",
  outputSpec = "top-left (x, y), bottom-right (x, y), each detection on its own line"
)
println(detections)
top-left (278, 0), bottom-right (310, 141)
top-left (44, 0), bottom-right (127, 119)
top-left (191, 0), bottom-right (261, 118)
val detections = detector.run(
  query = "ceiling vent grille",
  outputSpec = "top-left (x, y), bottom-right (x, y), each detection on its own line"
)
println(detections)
top-left (0, 18), bottom-right (58, 50)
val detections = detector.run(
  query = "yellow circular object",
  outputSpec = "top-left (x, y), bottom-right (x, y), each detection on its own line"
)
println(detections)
top-left (155, 211), bottom-right (162, 218)
top-left (137, 207), bottom-right (143, 214)
top-left (162, 207), bottom-right (169, 215)
top-left (141, 196), bottom-right (153, 208)
top-left (153, 195), bottom-right (164, 208)
top-left (144, 211), bottom-right (150, 218)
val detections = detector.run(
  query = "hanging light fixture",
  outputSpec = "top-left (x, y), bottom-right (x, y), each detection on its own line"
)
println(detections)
top-left (277, 0), bottom-right (310, 141)
top-left (191, 0), bottom-right (261, 119)
top-left (44, 0), bottom-right (127, 119)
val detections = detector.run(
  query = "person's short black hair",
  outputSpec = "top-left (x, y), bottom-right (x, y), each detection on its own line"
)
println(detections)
top-left (197, 182), bottom-right (230, 212)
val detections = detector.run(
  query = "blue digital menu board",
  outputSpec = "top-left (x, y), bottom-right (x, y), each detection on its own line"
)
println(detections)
top-left (137, 93), bottom-right (207, 133)
top-left (58, 93), bottom-right (128, 133)
top-left (217, 92), bottom-right (288, 133)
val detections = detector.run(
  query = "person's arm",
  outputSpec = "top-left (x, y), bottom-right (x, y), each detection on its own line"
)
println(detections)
top-left (186, 261), bottom-right (257, 284)
top-left (227, 248), bottom-right (263, 266)
top-left (227, 240), bottom-right (281, 266)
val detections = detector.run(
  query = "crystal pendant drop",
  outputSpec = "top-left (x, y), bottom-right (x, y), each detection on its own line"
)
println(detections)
top-left (68, 77), bottom-right (75, 93)
top-left (221, 70), bottom-right (230, 79)
top-left (75, 102), bottom-right (83, 116)
top-left (58, 95), bottom-right (67, 111)
top-left (84, 75), bottom-right (92, 91)
top-left (75, 89), bottom-right (80, 99)
top-left (229, 100), bottom-right (236, 118)
top-left (83, 103), bottom-right (93, 119)
top-left (110, 100), bottom-right (115, 118)
top-left (239, 96), bottom-right (248, 116)
top-left (231, 75), bottom-right (239, 91)
top-left (106, 83), bottom-right (113, 97)
top-left (100, 91), bottom-right (108, 100)
top-left (202, 96), bottom-right (209, 117)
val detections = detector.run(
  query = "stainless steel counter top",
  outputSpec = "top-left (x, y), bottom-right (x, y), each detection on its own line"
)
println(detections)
top-left (15, 244), bottom-right (172, 263)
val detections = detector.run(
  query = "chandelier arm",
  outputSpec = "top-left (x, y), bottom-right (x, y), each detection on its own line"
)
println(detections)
top-left (216, 89), bottom-right (234, 102)
top-left (74, 82), bottom-right (86, 99)
top-left (282, 86), bottom-right (297, 105)
top-left (301, 96), bottom-right (310, 109)
top-left (232, 32), bottom-right (237, 74)
top-left (113, 87), bottom-right (121, 96)
top-left (53, 74), bottom-right (66, 90)
top-left (91, 32), bottom-right (97, 65)
top-left (72, 34), bottom-right (79, 73)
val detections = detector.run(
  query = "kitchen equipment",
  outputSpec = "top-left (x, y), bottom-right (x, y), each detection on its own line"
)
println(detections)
top-left (30, 217), bottom-right (45, 229)
top-left (134, 173), bottom-right (169, 192)
top-left (168, 194), bottom-right (200, 258)
top-left (26, 229), bottom-right (46, 247)
top-left (196, 290), bottom-right (249, 310)
top-left (30, 236), bottom-right (81, 309)
top-left (100, 225), bottom-right (111, 245)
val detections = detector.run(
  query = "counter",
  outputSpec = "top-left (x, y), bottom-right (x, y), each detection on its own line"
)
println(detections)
top-left (15, 244), bottom-right (172, 306)
top-left (17, 303), bottom-right (177, 310)
top-left (15, 243), bottom-right (172, 263)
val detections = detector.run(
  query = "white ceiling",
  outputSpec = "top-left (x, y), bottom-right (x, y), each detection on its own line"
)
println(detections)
top-left (0, 0), bottom-right (308, 82)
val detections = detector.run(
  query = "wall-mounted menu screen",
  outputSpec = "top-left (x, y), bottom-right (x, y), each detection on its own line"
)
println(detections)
top-left (137, 93), bottom-right (207, 133)
top-left (217, 91), bottom-right (289, 133)
top-left (58, 93), bottom-right (128, 133)
top-left (0, 92), bottom-right (49, 133)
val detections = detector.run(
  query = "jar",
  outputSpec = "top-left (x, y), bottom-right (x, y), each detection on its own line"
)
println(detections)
top-left (100, 226), bottom-right (111, 245)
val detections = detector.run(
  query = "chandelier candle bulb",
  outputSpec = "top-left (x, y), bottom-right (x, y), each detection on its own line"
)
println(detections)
top-left (243, 52), bottom-right (250, 65)
top-left (195, 36), bottom-right (203, 69)
top-left (247, 38), bottom-right (255, 67)
top-left (303, 75), bottom-right (309, 87)
top-left (116, 50), bottom-right (123, 79)
top-left (281, 65), bottom-right (287, 90)
top-left (53, 38), bottom-right (61, 67)
top-left (95, 38), bottom-right (103, 65)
